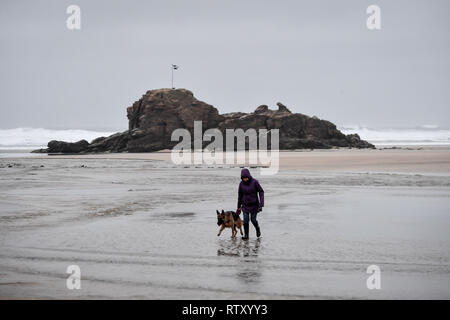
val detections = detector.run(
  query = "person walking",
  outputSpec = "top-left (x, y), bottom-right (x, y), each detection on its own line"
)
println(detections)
top-left (237, 168), bottom-right (264, 240)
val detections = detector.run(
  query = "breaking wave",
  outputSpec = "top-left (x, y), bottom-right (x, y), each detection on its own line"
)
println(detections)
top-left (1, 125), bottom-right (449, 150)
top-left (340, 125), bottom-right (450, 146)
top-left (0, 127), bottom-right (116, 150)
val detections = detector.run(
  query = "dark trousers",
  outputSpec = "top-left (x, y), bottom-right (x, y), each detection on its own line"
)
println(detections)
top-left (243, 211), bottom-right (258, 227)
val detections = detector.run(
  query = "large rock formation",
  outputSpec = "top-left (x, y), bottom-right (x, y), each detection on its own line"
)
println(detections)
top-left (33, 88), bottom-right (374, 153)
top-left (126, 88), bottom-right (222, 152)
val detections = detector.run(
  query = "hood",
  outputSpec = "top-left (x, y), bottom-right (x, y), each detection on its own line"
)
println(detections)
top-left (240, 168), bottom-right (252, 180)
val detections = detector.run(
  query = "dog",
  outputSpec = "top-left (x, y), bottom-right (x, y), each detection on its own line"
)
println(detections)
top-left (216, 209), bottom-right (244, 238)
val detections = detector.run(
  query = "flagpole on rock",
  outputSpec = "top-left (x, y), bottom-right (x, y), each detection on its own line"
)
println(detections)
top-left (171, 64), bottom-right (179, 89)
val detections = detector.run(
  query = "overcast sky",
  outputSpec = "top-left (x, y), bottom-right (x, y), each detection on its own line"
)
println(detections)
top-left (0, 0), bottom-right (449, 130)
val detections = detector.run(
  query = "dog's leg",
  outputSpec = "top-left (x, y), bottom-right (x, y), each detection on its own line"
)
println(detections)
top-left (239, 224), bottom-right (243, 236)
top-left (217, 225), bottom-right (225, 236)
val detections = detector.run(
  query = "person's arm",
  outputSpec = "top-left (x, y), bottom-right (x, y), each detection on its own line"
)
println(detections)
top-left (237, 184), bottom-right (243, 209)
top-left (256, 181), bottom-right (264, 208)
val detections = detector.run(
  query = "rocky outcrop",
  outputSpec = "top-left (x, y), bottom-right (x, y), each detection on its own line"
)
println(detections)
top-left (125, 88), bottom-right (222, 152)
top-left (86, 131), bottom-right (130, 153)
top-left (33, 88), bottom-right (374, 153)
top-left (32, 139), bottom-right (90, 154)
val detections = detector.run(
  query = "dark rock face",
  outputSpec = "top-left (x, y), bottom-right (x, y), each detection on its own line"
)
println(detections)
top-left (126, 88), bottom-right (222, 152)
top-left (32, 139), bottom-right (90, 153)
top-left (86, 131), bottom-right (130, 153)
top-left (33, 88), bottom-right (374, 153)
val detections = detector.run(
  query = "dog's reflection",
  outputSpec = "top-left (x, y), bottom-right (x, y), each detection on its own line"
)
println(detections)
top-left (217, 238), bottom-right (261, 257)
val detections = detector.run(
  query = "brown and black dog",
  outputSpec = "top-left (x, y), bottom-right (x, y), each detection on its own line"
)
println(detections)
top-left (216, 209), bottom-right (244, 238)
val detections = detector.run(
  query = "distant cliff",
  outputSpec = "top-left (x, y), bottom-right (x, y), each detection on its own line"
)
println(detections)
top-left (32, 88), bottom-right (374, 153)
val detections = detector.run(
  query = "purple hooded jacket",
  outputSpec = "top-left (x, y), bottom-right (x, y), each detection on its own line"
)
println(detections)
top-left (237, 168), bottom-right (264, 214)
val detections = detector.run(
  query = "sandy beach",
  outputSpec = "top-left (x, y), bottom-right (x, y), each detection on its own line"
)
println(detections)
top-left (1, 148), bottom-right (449, 299)
top-left (20, 146), bottom-right (450, 173)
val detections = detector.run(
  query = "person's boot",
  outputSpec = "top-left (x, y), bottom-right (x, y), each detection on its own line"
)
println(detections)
top-left (255, 222), bottom-right (261, 238)
top-left (242, 224), bottom-right (249, 240)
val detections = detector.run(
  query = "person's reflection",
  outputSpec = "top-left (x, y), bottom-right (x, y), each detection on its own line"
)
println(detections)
top-left (236, 238), bottom-right (262, 284)
top-left (217, 237), bottom-right (261, 257)
top-left (241, 237), bottom-right (261, 257)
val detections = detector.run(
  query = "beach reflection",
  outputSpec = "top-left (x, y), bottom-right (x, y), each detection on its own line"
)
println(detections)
top-left (217, 238), bottom-right (263, 284)
top-left (217, 237), bottom-right (261, 257)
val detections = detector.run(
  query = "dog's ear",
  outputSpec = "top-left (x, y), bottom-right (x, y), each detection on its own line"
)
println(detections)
top-left (221, 209), bottom-right (225, 214)
top-left (216, 210), bottom-right (220, 214)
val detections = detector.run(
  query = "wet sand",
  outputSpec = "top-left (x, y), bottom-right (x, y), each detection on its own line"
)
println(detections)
top-left (0, 148), bottom-right (449, 299)
top-left (10, 146), bottom-right (450, 173)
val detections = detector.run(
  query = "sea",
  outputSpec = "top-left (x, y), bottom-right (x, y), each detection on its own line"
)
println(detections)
top-left (340, 124), bottom-right (450, 146)
top-left (0, 125), bottom-right (449, 157)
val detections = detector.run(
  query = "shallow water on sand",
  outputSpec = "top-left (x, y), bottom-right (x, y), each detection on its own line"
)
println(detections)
top-left (0, 158), bottom-right (449, 299)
